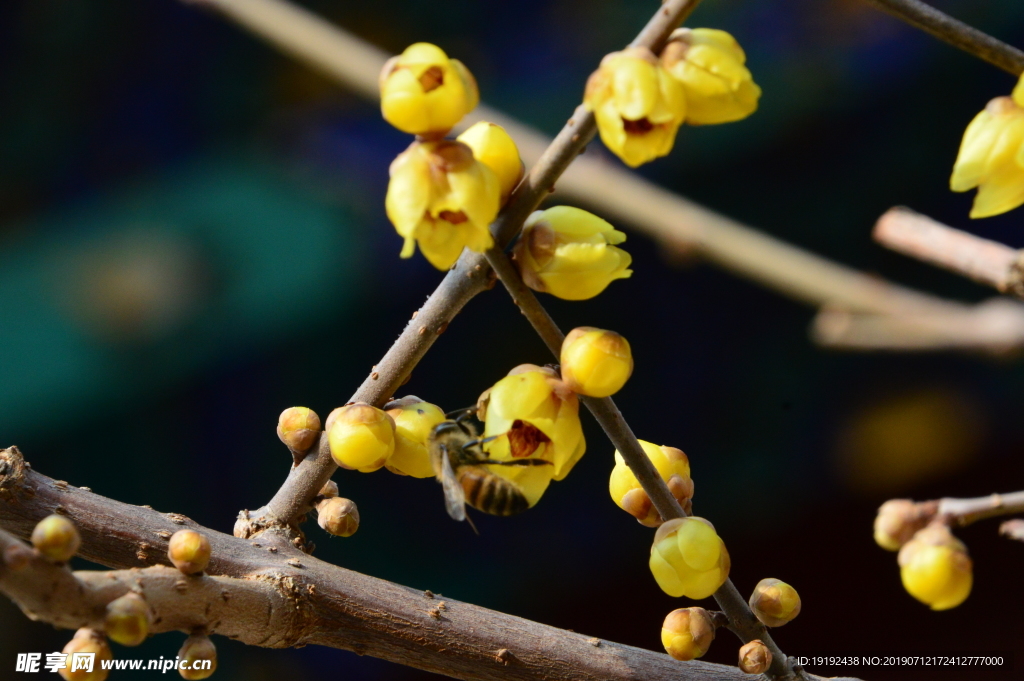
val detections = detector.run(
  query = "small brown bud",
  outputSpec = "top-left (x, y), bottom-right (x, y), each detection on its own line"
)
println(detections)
top-left (277, 407), bottom-right (321, 453)
top-left (738, 640), bottom-right (772, 675)
top-left (661, 607), bottom-right (715, 661)
top-left (178, 633), bottom-right (217, 680)
top-left (105, 592), bottom-right (151, 647)
top-left (317, 497), bottom-right (360, 537)
top-left (318, 480), bottom-right (339, 499)
top-left (31, 514), bottom-right (81, 563)
top-left (749, 578), bottom-right (801, 627)
top-left (59, 628), bottom-right (112, 681)
top-left (874, 499), bottom-right (935, 551)
top-left (3, 543), bottom-right (33, 570)
top-left (168, 530), bottom-right (211, 575)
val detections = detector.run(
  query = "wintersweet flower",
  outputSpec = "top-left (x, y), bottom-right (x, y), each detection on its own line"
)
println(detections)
top-left (385, 396), bottom-right (446, 478)
top-left (513, 206), bottom-right (632, 300)
top-left (950, 88), bottom-right (1024, 218)
top-left (748, 578), bottom-right (801, 627)
top-left (380, 42), bottom-right (478, 137)
top-left (898, 524), bottom-right (972, 610)
top-left (326, 403), bottom-right (396, 473)
top-left (386, 140), bottom-right (500, 270)
top-left (661, 607), bottom-right (715, 661)
top-left (457, 121), bottom-right (524, 201)
top-left (609, 440), bottom-right (693, 526)
top-left (584, 46), bottom-right (687, 167)
top-left (479, 364), bottom-right (585, 506)
top-left (661, 28), bottom-right (761, 125)
top-left (649, 516), bottom-right (730, 599)
top-left (560, 326), bottom-right (633, 398)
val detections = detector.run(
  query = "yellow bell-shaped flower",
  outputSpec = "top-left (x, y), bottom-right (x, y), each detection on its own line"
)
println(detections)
top-left (649, 516), bottom-right (730, 600)
top-left (327, 403), bottom-right (396, 473)
top-left (560, 326), bottom-right (633, 397)
top-left (513, 206), bottom-right (632, 301)
top-left (385, 396), bottom-right (446, 478)
top-left (609, 440), bottom-right (693, 526)
top-left (898, 524), bottom-right (972, 610)
top-left (661, 607), bottom-right (715, 661)
top-left (380, 42), bottom-right (479, 137)
top-left (583, 46), bottom-right (687, 167)
top-left (457, 121), bottom-right (524, 202)
top-left (661, 28), bottom-right (761, 125)
top-left (950, 92), bottom-right (1024, 218)
top-left (386, 139), bottom-right (500, 270)
top-left (479, 364), bottom-right (585, 506)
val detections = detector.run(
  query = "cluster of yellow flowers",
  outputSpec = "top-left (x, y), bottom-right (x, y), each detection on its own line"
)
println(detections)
top-left (874, 501), bottom-right (973, 610)
top-left (951, 73), bottom-right (1024, 218)
top-left (584, 28), bottom-right (761, 168)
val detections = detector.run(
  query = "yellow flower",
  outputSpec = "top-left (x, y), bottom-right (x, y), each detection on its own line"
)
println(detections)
top-left (326, 403), bottom-right (396, 473)
top-left (661, 607), bottom-right (715, 661)
top-left (950, 94), bottom-right (1024, 218)
top-left (898, 524), bottom-right (972, 610)
top-left (380, 42), bottom-right (479, 136)
top-left (748, 578), bottom-right (801, 627)
top-left (583, 46), bottom-right (687, 167)
top-left (649, 516), bottom-right (730, 600)
top-left (609, 441), bottom-right (692, 526)
top-left (385, 396), bottom-right (446, 478)
top-left (661, 28), bottom-right (761, 125)
top-left (873, 499), bottom-right (933, 551)
top-left (513, 206), bottom-right (632, 300)
top-left (386, 140), bottom-right (500, 270)
top-left (479, 364), bottom-right (585, 506)
top-left (457, 121), bottom-right (524, 202)
top-left (59, 629), bottom-right (112, 681)
top-left (560, 326), bottom-right (633, 397)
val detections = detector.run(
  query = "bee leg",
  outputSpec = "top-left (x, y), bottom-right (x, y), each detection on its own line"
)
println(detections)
top-left (445, 406), bottom-right (478, 421)
top-left (480, 458), bottom-right (554, 467)
top-left (464, 513), bottom-right (480, 536)
top-left (461, 435), bottom-right (499, 450)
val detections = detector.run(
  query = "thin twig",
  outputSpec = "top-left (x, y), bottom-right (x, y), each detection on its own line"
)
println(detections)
top-left (484, 249), bottom-right (800, 680)
top-left (0, 448), bottom-right (859, 681)
top-left (938, 491), bottom-right (1024, 527)
top-left (860, 0), bottom-right (1024, 76)
top-left (874, 207), bottom-right (1024, 298)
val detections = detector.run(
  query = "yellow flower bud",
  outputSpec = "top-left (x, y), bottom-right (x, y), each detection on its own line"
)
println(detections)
top-left (105, 593), bottom-right (151, 647)
top-left (584, 46), bottom-right (686, 167)
top-left (874, 499), bottom-right (935, 551)
top-left (31, 514), bottom-right (81, 563)
top-left (178, 633), bottom-right (217, 680)
top-left (560, 327), bottom-right (633, 397)
top-left (513, 206), bottom-right (632, 301)
top-left (386, 140), bottom-right (500, 270)
top-left (661, 28), bottom-right (761, 125)
top-left (327, 403), bottom-right (396, 473)
top-left (649, 517), bottom-right (730, 599)
top-left (168, 530), bottom-right (211, 575)
top-left (276, 407), bottom-right (321, 454)
top-left (661, 607), bottom-right (715, 661)
top-left (385, 396), bottom-right (447, 478)
top-left (379, 42), bottom-right (478, 136)
top-left (950, 96), bottom-right (1024, 218)
top-left (898, 524), bottom-right (972, 610)
top-left (748, 578), bottom-right (801, 627)
top-left (457, 122), bottom-right (524, 202)
top-left (480, 365), bottom-right (585, 505)
top-left (59, 629), bottom-right (112, 681)
top-left (316, 497), bottom-right (360, 537)
top-left (609, 441), bottom-right (692, 527)
top-left (738, 640), bottom-right (772, 675)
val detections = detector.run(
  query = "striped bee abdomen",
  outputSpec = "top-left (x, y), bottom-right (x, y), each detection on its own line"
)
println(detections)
top-left (460, 469), bottom-right (529, 516)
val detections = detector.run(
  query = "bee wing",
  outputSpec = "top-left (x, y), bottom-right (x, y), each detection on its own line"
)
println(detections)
top-left (439, 450), bottom-right (467, 522)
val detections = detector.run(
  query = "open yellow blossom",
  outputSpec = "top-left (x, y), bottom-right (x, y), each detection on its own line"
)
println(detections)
top-left (327, 403), bottom-right (396, 473)
top-left (661, 28), bottom-right (761, 125)
top-left (457, 121), bottom-right (524, 201)
top-left (513, 206), bottom-right (632, 300)
top-left (380, 42), bottom-right (479, 136)
top-left (610, 441), bottom-right (692, 526)
top-left (650, 516), bottom-right (730, 600)
top-left (385, 396), bottom-right (446, 478)
top-left (386, 140), bottom-right (500, 270)
top-left (898, 524), bottom-right (972, 610)
top-left (479, 365), bottom-right (585, 506)
top-left (584, 46), bottom-right (687, 167)
top-left (950, 91), bottom-right (1024, 218)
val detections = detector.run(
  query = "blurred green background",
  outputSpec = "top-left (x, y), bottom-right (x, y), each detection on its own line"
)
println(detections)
top-left (2, 1), bottom-right (1024, 679)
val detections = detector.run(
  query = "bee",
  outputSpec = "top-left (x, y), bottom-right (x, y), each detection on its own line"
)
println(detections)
top-left (429, 409), bottom-right (552, 523)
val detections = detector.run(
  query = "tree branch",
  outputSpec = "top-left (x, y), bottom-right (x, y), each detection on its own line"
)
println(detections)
top-left (873, 207), bottom-right (1024, 299)
top-left (859, 0), bottom-right (1024, 76)
top-left (1, 448), bottom-right (858, 681)
top-left (938, 491), bottom-right (1024, 527)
